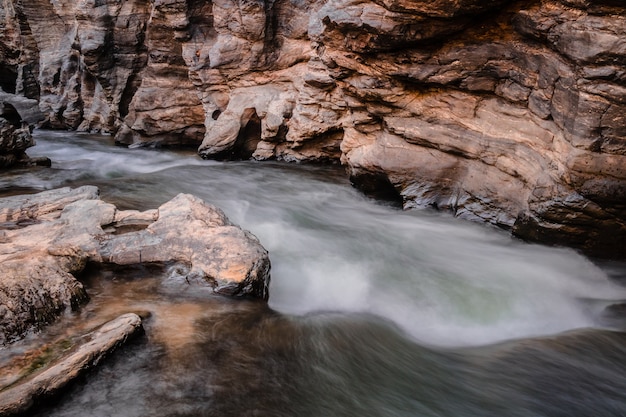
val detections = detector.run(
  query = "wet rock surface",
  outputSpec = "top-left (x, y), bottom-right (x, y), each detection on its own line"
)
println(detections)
top-left (0, 313), bottom-right (144, 417)
top-left (0, 186), bottom-right (271, 345)
top-left (1, 0), bottom-right (625, 255)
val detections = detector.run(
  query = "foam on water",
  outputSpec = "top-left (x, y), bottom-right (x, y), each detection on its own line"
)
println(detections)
top-left (25, 131), bottom-right (218, 183)
top-left (14, 131), bottom-right (626, 347)
top-left (231, 193), bottom-right (626, 347)
top-left (6, 131), bottom-right (626, 417)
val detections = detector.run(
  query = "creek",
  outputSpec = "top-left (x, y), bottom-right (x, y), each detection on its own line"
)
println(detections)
top-left (3, 130), bottom-right (626, 417)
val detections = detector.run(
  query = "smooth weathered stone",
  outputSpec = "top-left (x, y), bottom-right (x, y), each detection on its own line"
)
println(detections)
top-left (0, 186), bottom-right (271, 344)
top-left (0, 313), bottom-right (143, 417)
top-left (98, 193), bottom-right (271, 299)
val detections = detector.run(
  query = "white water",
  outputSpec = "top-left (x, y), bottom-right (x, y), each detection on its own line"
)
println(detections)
top-left (5, 131), bottom-right (626, 417)
top-left (16, 130), bottom-right (626, 347)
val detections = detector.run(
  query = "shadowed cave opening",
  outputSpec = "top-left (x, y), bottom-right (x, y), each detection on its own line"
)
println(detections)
top-left (1, 103), bottom-right (23, 127)
top-left (235, 109), bottom-right (262, 160)
top-left (0, 66), bottom-right (18, 94)
top-left (212, 108), bottom-right (262, 161)
top-left (349, 171), bottom-right (403, 207)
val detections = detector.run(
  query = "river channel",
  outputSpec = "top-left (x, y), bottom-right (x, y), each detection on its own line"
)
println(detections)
top-left (3, 130), bottom-right (626, 417)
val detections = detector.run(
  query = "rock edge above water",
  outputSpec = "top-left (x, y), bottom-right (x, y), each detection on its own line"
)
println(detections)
top-left (0, 186), bottom-right (271, 345)
top-left (0, 313), bottom-right (143, 417)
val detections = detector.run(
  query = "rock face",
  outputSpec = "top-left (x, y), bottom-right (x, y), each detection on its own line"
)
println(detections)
top-left (0, 116), bottom-right (33, 168)
top-left (0, 92), bottom-right (45, 168)
top-left (1, 0), bottom-right (625, 255)
top-left (0, 186), bottom-right (271, 344)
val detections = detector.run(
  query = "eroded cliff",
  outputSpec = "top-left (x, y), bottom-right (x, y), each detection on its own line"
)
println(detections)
top-left (1, 0), bottom-right (624, 256)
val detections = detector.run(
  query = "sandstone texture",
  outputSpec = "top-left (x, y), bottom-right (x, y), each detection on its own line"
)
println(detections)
top-left (0, 313), bottom-right (143, 417)
top-left (0, 186), bottom-right (271, 344)
top-left (0, 116), bottom-right (32, 168)
top-left (0, 92), bottom-right (45, 168)
top-left (1, 0), bottom-right (625, 255)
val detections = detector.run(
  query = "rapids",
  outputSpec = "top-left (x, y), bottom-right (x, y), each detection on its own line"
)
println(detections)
top-left (3, 130), bottom-right (626, 417)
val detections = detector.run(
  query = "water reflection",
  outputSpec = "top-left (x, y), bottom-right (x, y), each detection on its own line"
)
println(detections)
top-left (28, 265), bottom-right (626, 417)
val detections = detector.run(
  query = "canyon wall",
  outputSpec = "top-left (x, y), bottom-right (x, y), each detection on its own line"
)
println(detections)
top-left (1, 0), bottom-right (625, 256)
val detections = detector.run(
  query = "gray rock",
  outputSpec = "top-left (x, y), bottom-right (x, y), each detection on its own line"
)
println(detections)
top-left (0, 91), bottom-right (47, 167)
top-left (0, 118), bottom-right (33, 166)
top-left (0, 92), bottom-right (43, 125)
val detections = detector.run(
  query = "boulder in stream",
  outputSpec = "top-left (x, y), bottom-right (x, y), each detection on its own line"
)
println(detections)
top-left (0, 186), bottom-right (271, 345)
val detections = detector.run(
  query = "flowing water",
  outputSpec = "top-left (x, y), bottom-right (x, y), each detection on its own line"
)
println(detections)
top-left (3, 130), bottom-right (626, 416)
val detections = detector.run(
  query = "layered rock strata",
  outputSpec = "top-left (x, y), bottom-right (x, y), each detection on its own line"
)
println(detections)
top-left (0, 186), bottom-right (271, 344)
top-left (1, 0), bottom-right (625, 255)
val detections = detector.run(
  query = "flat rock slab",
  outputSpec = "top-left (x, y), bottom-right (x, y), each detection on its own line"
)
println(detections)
top-left (0, 186), bottom-right (271, 344)
top-left (0, 313), bottom-right (143, 417)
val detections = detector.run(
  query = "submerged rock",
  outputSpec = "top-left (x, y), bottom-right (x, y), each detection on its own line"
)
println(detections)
top-left (0, 186), bottom-right (271, 345)
top-left (0, 313), bottom-right (143, 417)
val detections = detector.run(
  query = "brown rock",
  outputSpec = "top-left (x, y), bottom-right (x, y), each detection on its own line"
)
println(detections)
top-left (98, 193), bottom-right (271, 299)
top-left (1, 0), bottom-right (625, 255)
top-left (0, 313), bottom-right (143, 417)
top-left (0, 186), bottom-right (270, 344)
